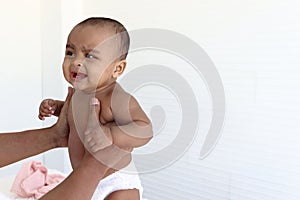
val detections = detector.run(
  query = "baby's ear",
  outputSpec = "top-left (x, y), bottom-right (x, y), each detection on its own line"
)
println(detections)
top-left (112, 60), bottom-right (127, 78)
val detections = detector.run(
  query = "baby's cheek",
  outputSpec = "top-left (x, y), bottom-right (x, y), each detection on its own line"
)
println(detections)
top-left (62, 69), bottom-right (71, 82)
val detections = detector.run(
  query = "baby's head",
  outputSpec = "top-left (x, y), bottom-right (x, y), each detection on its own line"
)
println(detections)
top-left (62, 17), bottom-right (130, 92)
top-left (76, 17), bottom-right (130, 60)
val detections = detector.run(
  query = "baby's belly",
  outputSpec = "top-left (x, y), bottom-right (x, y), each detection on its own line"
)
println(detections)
top-left (68, 127), bottom-right (116, 177)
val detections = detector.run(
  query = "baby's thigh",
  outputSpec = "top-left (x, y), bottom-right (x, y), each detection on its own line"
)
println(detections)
top-left (105, 189), bottom-right (140, 200)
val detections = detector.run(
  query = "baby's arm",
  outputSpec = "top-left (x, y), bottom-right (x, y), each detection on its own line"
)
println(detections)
top-left (110, 95), bottom-right (153, 149)
top-left (38, 99), bottom-right (65, 120)
top-left (85, 96), bottom-right (152, 153)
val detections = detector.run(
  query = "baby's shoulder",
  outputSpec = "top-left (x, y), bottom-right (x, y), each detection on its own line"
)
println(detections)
top-left (110, 83), bottom-right (137, 108)
top-left (111, 82), bottom-right (132, 98)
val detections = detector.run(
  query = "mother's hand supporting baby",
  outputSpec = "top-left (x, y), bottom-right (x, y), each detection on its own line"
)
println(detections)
top-left (83, 97), bottom-right (132, 171)
top-left (51, 87), bottom-right (73, 147)
top-left (84, 98), bottom-right (113, 151)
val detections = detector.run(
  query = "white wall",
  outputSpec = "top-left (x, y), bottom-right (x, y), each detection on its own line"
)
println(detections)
top-left (0, 0), bottom-right (75, 176)
top-left (1, 0), bottom-right (300, 199)
top-left (0, 0), bottom-right (44, 177)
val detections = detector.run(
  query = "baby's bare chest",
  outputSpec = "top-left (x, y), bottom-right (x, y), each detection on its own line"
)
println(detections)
top-left (69, 99), bottom-right (114, 134)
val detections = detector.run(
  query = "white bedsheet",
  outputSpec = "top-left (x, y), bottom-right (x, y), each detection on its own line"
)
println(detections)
top-left (0, 175), bottom-right (24, 200)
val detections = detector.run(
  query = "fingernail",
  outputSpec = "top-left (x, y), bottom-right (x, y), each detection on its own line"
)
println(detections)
top-left (90, 98), bottom-right (99, 106)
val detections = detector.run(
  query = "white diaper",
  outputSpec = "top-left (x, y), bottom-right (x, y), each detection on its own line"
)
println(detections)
top-left (91, 170), bottom-right (143, 200)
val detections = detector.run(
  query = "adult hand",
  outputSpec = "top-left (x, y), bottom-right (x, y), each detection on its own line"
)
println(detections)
top-left (84, 98), bottom-right (113, 151)
top-left (83, 97), bottom-right (131, 170)
top-left (52, 87), bottom-right (73, 147)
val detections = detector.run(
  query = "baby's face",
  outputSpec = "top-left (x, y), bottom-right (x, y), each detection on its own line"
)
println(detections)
top-left (62, 25), bottom-right (121, 92)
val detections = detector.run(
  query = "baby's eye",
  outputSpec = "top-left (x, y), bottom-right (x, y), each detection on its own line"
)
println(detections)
top-left (86, 53), bottom-right (95, 59)
top-left (66, 51), bottom-right (74, 56)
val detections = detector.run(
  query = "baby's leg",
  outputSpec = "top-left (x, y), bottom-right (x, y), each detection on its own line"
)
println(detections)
top-left (105, 189), bottom-right (140, 200)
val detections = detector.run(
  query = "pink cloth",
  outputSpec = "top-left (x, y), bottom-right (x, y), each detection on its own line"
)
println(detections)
top-left (10, 161), bottom-right (65, 199)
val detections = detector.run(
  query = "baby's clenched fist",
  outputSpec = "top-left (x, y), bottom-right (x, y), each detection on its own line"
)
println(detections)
top-left (38, 99), bottom-right (57, 120)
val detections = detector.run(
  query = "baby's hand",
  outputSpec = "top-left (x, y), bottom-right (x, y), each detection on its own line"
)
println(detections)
top-left (38, 99), bottom-right (57, 120)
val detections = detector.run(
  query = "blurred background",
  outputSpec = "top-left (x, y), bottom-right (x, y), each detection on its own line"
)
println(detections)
top-left (0, 0), bottom-right (300, 199)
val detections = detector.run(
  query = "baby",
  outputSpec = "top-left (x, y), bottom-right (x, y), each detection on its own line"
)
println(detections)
top-left (38, 17), bottom-right (153, 200)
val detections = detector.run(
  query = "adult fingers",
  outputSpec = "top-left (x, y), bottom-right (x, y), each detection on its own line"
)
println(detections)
top-left (56, 87), bottom-right (73, 126)
top-left (87, 98), bottom-right (101, 129)
top-left (59, 87), bottom-right (74, 116)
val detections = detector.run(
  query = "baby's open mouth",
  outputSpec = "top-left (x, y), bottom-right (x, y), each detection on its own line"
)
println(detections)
top-left (71, 72), bottom-right (88, 81)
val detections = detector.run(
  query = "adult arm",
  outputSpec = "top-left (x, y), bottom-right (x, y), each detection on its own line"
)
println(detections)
top-left (0, 127), bottom-right (63, 168)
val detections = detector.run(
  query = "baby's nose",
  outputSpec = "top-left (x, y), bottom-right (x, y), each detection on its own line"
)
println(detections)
top-left (73, 58), bottom-right (84, 68)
